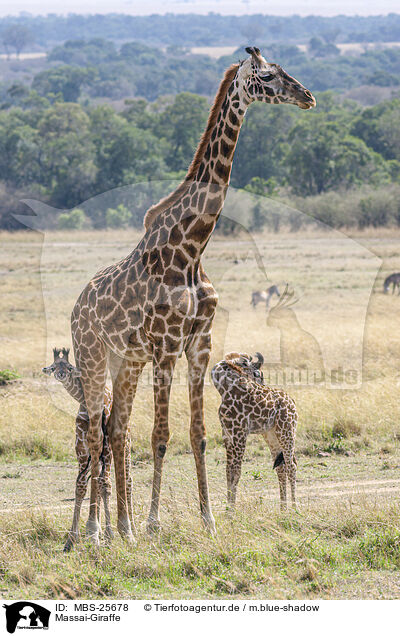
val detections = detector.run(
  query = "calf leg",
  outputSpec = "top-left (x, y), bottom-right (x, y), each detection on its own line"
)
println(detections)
top-left (64, 412), bottom-right (90, 552)
top-left (223, 427), bottom-right (247, 507)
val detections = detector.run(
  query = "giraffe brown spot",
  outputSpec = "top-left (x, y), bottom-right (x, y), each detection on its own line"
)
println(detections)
top-left (229, 110), bottom-right (239, 126)
top-left (190, 218), bottom-right (214, 242)
top-left (224, 123), bottom-right (236, 141)
top-left (161, 246), bottom-right (173, 267)
top-left (220, 138), bottom-right (234, 159)
top-left (198, 191), bottom-right (206, 212)
top-left (164, 267), bottom-right (185, 286)
top-left (152, 316), bottom-right (166, 334)
top-left (170, 225), bottom-right (183, 246)
top-left (215, 160), bottom-right (230, 181)
top-left (173, 249), bottom-right (188, 270)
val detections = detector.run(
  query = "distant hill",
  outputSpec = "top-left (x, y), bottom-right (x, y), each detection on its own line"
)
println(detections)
top-left (1, 13), bottom-right (400, 50)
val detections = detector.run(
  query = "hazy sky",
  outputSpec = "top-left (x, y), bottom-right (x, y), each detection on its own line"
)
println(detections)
top-left (0, 0), bottom-right (397, 18)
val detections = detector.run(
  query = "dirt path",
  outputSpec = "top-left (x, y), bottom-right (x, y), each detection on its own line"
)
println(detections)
top-left (1, 459), bottom-right (399, 516)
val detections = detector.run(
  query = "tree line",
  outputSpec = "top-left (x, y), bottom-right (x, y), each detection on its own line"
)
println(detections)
top-left (2, 39), bottom-right (400, 106)
top-left (0, 83), bottom-right (399, 231)
top-left (1, 13), bottom-right (400, 48)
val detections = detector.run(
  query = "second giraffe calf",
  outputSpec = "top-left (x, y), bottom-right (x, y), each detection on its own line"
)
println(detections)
top-left (211, 352), bottom-right (298, 509)
top-left (42, 347), bottom-right (133, 551)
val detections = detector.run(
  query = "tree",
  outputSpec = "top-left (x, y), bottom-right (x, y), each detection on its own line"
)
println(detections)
top-left (32, 66), bottom-right (97, 102)
top-left (156, 93), bottom-right (208, 172)
top-left (231, 103), bottom-right (295, 189)
top-left (287, 117), bottom-right (391, 196)
top-left (1, 25), bottom-right (33, 59)
top-left (58, 208), bottom-right (86, 229)
top-left (105, 204), bottom-right (131, 228)
top-left (37, 103), bottom-right (97, 206)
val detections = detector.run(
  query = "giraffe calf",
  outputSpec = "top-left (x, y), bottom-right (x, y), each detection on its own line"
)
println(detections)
top-left (42, 348), bottom-right (132, 551)
top-left (211, 352), bottom-right (297, 509)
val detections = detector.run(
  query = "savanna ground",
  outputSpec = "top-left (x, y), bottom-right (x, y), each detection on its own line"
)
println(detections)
top-left (1, 222), bottom-right (400, 600)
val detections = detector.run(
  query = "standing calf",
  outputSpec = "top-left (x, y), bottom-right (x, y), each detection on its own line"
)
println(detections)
top-left (211, 352), bottom-right (297, 509)
top-left (42, 348), bottom-right (132, 551)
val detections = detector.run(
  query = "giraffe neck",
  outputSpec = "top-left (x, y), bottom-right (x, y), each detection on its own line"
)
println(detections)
top-left (194, 82), bottom-right (248, 189)
top-left (143, 64), bottom-right (251, 259)
top-left (60, 375), bottom-right (86, 406)
top-left (167, 80), bottom-right (249, 259)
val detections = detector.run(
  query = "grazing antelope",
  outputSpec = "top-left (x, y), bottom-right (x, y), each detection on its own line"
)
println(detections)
top-left (383, 273), bottom-right (400, 294)
top-left (251, 285), bottom-right (280, 309)
top-left (211, 351), bottom-right (297, 509)
top-left (42, 348), bottom-right (132, 551)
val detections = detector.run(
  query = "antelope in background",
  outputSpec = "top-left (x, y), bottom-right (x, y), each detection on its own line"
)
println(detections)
top-left (251, 285), bottom-right (280, 309)
top-left (383, 273), bottom-right (400, 294)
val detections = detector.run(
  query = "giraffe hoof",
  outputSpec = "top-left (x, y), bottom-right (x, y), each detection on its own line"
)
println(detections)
top-left (117, 518), bottom-right (135, 544)
top-left (85, 521), bottom-right (101, 547)
top-left (202, 514), bottom-right (217, 537)
top-left (63, 532), bottom-right (79, 552)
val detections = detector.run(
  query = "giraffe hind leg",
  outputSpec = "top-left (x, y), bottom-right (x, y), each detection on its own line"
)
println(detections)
top-left (64, 455), bottom-right (91, 552)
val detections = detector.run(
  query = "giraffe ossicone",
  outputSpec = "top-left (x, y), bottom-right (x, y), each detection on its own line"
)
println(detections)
top-left (69, 47), bottom-right (315, 546)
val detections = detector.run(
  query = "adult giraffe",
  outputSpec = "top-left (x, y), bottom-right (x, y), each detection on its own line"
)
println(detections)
top-left (71, 46), bottom-right (316, 546)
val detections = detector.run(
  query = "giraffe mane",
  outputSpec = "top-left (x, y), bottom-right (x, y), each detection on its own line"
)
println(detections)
top-left (143, 63), bottom-right (240, 231)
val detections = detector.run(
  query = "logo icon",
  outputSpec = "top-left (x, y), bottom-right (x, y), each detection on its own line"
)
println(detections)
top-left (3, 602), bottom-right (50, 633)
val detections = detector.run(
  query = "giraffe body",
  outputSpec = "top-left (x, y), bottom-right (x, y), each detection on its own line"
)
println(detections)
top-left (70, 47), bottom-right (315, 545)
top-left (42, 348), bottom-right (133, 551)
top-left (211, 352), bottom-right (298, 508)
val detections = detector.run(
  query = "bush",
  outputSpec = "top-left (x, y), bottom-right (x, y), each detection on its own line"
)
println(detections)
top-left (105, 204), bottom-right (132, 228)
top-left (58, 208), bottom-right (86, 230)
top-left (0, 369), bottom-right (20, 385)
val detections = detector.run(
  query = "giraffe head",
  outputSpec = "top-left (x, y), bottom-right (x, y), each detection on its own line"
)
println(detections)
top-left (239, 46), bottom-right (316, 110)
top-left (212, 351), bottom-right (265, 393)
top-left (42, 348), bottom-right (81, 382)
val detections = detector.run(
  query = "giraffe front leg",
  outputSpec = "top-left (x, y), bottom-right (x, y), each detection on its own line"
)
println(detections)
top-left (108, 358), bottom-right (143, 543)
top-left (223, 427), bottom-right (246, 508)
top-left (262, 431), bottom-right (288, 511)
top-left (125, 430), bottom-right (134, 532)
top-left (147, 355), bottom-right (177, 535)
top-left (85, 410), bottom-right (104, 546)
top-left (186, 337), bottom-right (215, 534)
top-left (276, 464), bottom-right (288, 510)
top-left (64, 454), bottom-right (90, 552)
top-left (99, 432), bottom-right (114, 543)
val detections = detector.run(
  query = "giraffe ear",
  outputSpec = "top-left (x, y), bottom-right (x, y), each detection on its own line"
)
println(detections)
top-left (245, 46), bottom-right (263, 67)
top-left (252, 352), bottom-right (264, 369)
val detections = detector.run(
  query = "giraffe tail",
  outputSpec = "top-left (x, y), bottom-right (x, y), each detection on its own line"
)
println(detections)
top-left (273, 452), bottom-right (284, 469)
top-left (99, 409), bottom-right (107, 479)
top-left (273, 452), bottom-right (297, 469)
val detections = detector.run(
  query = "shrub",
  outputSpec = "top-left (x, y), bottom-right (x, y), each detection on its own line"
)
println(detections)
top-left (105, 204), bottom-right (132, 228)
top-left (58, 208), bottom-right (86, 229)
top-left (0, 369), bottom-right (20, 385)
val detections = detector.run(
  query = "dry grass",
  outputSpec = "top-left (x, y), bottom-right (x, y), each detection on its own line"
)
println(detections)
top-left (1, 227), bottom-right (400, 599)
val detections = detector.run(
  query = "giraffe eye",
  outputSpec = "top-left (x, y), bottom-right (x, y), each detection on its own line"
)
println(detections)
top-left (260, 74), bottom-right (275, 82)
